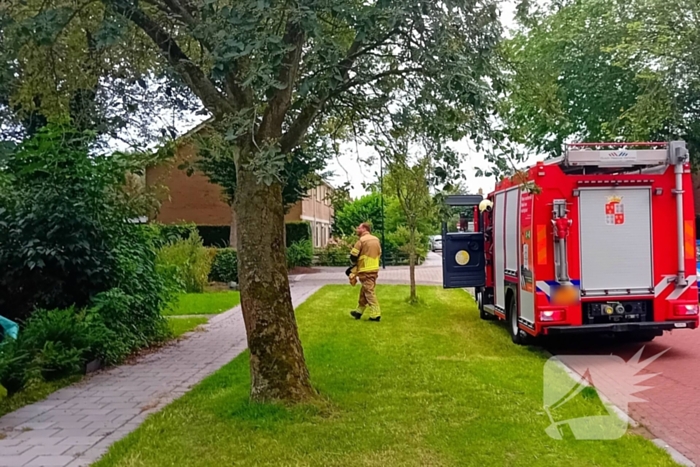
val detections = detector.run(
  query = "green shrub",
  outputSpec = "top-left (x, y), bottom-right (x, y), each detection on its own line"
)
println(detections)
top-left (196, 225), bottom-right (230, 247)
top-left (385, 226), bottom-right (428, 265)
top-left (317, 243), bottom-right (351, 266)
top-left (0, 339), bottom-right (32, 394)
top-left (287, 240), bottom-right (314, 269)
top-left (18, 308), bottom-right (93, 380)
top-left (285, 222), bottom-right (312, 247)
top-left (332, 193), bottom-right (383, 237)
top-left (0, 125), bottom-right (128, 321)
top-left (209, 249), bottom-right (238, 283)
top-left (156, 231), bottom-right (212, 293)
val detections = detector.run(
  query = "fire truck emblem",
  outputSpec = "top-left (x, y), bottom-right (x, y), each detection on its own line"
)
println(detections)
top-left (604, 196), bottom-right (624, 225)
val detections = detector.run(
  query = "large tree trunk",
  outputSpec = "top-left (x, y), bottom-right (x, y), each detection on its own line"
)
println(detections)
top-left (234, 151), bottom-right (315, 403)
top-left (229, 205), bottom-right (238, 249)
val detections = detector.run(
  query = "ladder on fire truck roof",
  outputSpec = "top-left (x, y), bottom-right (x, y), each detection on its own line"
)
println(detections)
top-left (548, 141), bottom-right (689, 175)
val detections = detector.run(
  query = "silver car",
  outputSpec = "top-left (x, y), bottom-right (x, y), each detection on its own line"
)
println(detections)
top-left (430, 235), bottom-right (442, 251)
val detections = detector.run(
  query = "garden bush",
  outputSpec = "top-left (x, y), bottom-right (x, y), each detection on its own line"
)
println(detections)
top-left (196, 225), bottom-right (230, 247)
top-left (285, 221), bottom-right (312, 247)
top-left (287, 240), bottom-right (314, 269)
top-left (316, 243), bottom-right (351, 266)
top-left (156, 231), bottom-right (212, 293)
top-left (0, 124), bottom-right (173, 396)
top-left (209, 248), bottom-right (238, 283)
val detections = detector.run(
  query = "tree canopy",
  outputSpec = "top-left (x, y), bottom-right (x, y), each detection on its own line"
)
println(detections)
top-left (502, 0), bottom-right (700, 157)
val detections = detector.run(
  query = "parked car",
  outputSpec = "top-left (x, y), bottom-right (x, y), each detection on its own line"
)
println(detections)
top-left (430, 235), bottom-right (442, 251)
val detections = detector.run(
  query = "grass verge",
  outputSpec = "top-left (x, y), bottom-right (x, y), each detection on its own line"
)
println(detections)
top-left (168, 317), bottom-right (208, 338)
top-left (95, 286), bottom-right (676, 467)
top-left (163, 291), bottom-right (240, 316)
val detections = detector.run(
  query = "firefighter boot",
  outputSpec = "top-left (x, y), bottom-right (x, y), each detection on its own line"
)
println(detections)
top-left (350, 307), bottom-right (365, 320)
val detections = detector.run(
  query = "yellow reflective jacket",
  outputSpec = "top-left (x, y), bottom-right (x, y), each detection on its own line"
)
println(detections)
top-left (351, 233), bottom-right (382, 273)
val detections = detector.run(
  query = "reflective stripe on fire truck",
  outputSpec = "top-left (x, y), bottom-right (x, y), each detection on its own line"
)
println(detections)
top-left (654, 275), bottom-right (697, 299)
top-left (536, 280), bottom-right (581, 302)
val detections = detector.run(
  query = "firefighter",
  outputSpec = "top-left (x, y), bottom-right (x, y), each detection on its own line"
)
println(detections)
top-left (346, 222), bottom-right (382, 321)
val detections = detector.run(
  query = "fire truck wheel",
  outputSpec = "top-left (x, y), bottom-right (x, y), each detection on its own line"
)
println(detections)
top-left (507, 297), bottom-right (531, 345)
top-left (477, 290), bottom-right (496, 321)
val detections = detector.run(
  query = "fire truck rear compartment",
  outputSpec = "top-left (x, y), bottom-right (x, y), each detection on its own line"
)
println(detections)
top-left (578, 187), bottom-right (654, 296)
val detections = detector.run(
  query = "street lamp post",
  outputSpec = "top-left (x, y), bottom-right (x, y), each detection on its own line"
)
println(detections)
top-left (380, 155), bottom-right (386, 269)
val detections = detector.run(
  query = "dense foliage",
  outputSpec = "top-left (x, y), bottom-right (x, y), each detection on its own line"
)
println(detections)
top-left (502, 0), bottom-right (700, 158)
top-left (209, 249), bottom-right (239, 283)
top-left (285, 222), bottom-right (312, 247)
top-left (156, 231), bottom-right (212, 293)
top-left (0, 125), bottom-right (171, 396)
top-left (286, 240), bottom-right (314, 269)
top-left (0, 124), bottom-right (165, 321)
top-left (332, 193), bottom-right (384, 237)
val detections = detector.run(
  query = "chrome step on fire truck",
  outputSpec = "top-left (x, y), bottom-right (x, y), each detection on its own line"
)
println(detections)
top-left (442, 141), bottom-right (699, 344)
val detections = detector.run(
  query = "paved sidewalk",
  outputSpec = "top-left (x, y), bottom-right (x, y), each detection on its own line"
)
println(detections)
top-left (292, 251), bottom-right (443, 285)
top-left (0, 283), bottom-right (321, 467)
top-left (549, 330), bottom-right (700, 466)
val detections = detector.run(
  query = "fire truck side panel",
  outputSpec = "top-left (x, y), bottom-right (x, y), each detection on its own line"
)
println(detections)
top-left (504, 189), bottom-right (520, 277)
top-left (518, 191), bottom-right (537, 325)
top-left (493, 191), bottom-right (506, 310)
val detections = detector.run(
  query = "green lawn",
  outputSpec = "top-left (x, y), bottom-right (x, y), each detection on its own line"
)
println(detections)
top-left (168, 317), bottom-right (208, 337)
top-left (95, 286), bottom-right (675, 467)
top-left (164, 291), bottom-right (241, 316)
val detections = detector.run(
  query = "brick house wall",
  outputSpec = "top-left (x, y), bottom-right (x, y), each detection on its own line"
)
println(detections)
top-left (146, 138), bottom-right (334, 247)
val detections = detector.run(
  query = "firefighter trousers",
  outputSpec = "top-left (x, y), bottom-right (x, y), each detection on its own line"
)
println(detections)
top-left (355, 272), bottom-right (380, 319)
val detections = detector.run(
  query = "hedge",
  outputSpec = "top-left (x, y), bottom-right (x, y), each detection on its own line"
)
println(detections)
top-left (150, 222), bottom-right (313, 248)
top-left (196, 225), bottom-right (230, 247)
top-left (285, 221), bottom-right (312, 247)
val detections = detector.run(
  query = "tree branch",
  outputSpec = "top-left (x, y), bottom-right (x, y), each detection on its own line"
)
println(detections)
top-left (279, 30), bottom-right (406, 154)
top-left (257, 20), bottom-right (305, 140)
top-left (106, 0), bottom-right (235, 117)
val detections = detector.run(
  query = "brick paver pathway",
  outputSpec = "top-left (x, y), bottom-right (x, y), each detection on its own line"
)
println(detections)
top-left (549, 329), bottom-right (700, 465)
top-left (292, 251), bottom-right (444, 286)
top-left (0, 283), bottom-right (321, 467)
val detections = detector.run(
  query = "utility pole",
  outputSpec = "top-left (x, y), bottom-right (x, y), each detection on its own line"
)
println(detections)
top-left (380, 155), bottom-right (386, 269)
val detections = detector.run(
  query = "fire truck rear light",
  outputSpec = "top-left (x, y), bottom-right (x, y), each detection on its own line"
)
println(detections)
top-left (540, 310), bottom-right (565, 322)
top-left (674, 304), bottom-right (699, 316)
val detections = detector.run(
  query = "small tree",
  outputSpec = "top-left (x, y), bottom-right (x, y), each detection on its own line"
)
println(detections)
top-left (384, 157), bottom-right (434, 303)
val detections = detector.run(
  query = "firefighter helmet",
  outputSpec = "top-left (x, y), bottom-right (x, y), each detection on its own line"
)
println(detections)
top-left (479, 199), bottom-right (493, 212)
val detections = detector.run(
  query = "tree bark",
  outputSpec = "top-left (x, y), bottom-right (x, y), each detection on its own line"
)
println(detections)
top-left (229, 205), bottom-right (238, 250)
top-left (234, 148), bottom-right (315, 403)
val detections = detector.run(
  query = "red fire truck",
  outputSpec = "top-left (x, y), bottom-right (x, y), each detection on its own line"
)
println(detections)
top-left (441, 141), bottom-right (699, 344)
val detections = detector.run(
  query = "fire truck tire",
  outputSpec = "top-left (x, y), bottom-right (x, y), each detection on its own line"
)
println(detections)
top-left (507, 296), bottom-right (531, 345)
top-left (477, 289), bottom-right (496, 321)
